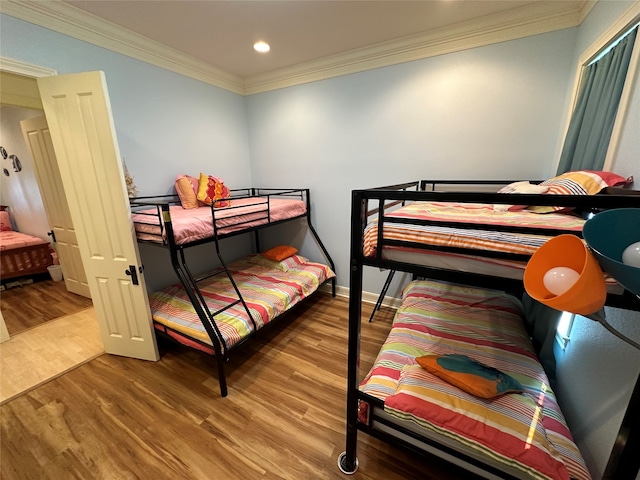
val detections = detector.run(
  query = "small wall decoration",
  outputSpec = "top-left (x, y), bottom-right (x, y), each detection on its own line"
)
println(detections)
top-left (8, 155), bottom-right (22, 173)
top-left (1, 147), bottom-right (22, 175)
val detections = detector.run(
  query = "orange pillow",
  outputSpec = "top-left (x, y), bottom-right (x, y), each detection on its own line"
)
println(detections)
top-left (175, 175), bottom-right (200, 209)
top-left (196, 173), bottom-right (231, 207)
top-left (416, 354), bottom-right (524, 399)
top-left (262, 245), bottom-right (297, 262)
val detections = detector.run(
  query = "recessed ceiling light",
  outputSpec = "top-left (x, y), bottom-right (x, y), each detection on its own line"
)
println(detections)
top-left (253, 41), bottom-right (270, 53)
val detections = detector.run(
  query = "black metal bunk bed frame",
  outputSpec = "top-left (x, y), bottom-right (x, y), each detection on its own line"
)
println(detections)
top-left (340, 181), bottom-right (640, 479)
top-left (130, 188), bottom-right (336, 398)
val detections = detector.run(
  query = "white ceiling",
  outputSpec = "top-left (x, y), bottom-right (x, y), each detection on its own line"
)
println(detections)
top-left (4, 0), bottom-right (592, 94)
top-left (65, 0), bottom-right (566, 78)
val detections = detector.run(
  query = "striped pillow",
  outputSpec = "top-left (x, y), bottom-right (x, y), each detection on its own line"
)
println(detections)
top-left (246, 254), bottom-right (309, 272)
top-left (527, 170), bottom-right (627, 213)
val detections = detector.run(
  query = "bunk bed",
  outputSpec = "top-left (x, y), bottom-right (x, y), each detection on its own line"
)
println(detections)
top-left (0, 207), bottom-right (53, 281)
top-left (340, 179), bottom-right (640, 480)
top-left (130, 187), bottom-right (336, 397)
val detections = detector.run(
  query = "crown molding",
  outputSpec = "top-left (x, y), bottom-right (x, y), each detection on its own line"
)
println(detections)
top-left (3, 0), bottom-right (592, 96)
top-left (0, 56), bottom-right (57, 77)
top-left (1, 0), bottom-right (245, 94)
top-left (245, 0), bottom-right (589, 94)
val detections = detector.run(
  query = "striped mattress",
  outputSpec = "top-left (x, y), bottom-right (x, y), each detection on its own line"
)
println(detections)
top-left (359, 280), bottom-right (591, 480)
top-left (149, 254), bottom-right (335, 351)
top-left (363, 201), bottom-right (585, 258)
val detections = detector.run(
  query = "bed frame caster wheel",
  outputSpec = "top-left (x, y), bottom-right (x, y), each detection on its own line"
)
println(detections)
top-left (337, 452), bottom-right (358, 474)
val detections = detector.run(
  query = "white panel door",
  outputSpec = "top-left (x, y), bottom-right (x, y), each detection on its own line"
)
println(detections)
top-left (37, 71), bottom-right (158, 361)
top-left (20, 115), bottom-right (91, 299)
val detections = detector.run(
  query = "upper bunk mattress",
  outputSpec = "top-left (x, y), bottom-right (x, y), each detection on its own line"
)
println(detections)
top-left (359, 279), bottom-right (590, 480)
top-left (362, 201), bottom-right (595, 281)
top-left (148, 254), bottom-right (335, 351)
top-left (133, 197), bottom-right (307, 245)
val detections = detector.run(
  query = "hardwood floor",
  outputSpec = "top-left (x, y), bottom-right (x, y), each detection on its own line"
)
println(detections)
top-left (0, 294), bottom-right (470, 480)
top-left (0, 307), bottom-right (103, 404)
top-left (1, 276), bottom-right (93, 335)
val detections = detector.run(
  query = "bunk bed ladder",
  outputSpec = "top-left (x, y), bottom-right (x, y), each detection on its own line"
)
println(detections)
top-left (162, 205), bottom-right (231, 397)
top-left (211, 221), bottom-right (259, 336)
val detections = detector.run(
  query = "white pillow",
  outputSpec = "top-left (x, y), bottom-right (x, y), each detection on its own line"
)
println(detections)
top-left (493, 182), bottom-right (549, 212)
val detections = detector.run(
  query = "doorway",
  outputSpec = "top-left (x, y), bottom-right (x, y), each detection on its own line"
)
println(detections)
top-left (1, 57), bottom-right (159, 370)
top-left (0, 72), bottom-right (92, 335)
top-left (0, 66), bottom-right (103, 403)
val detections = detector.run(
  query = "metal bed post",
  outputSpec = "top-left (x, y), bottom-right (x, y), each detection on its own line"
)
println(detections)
top-left (338, 189), bottom-right (367, 474)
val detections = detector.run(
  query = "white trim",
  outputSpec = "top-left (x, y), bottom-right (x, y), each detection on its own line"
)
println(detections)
top-left (557, 2), bottom-right (640, 173)
top-left (603, 27), bottom-right (640, 172)
top-left (319, 284), bottom-right (402, 310)
top-left (0, 56), bottom-right (57, 77)
top-left (3, 0), bottom-right (591, 96)
top-left (1, 0), bottom-right (244, 95)
top-left (244, 0), bottom-right (590, 94)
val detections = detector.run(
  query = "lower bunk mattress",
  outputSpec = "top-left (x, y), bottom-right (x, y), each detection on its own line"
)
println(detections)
top-left (359, 279), bottom-right (590, 480)
top-left (148, 254), bottom-right (335, 353)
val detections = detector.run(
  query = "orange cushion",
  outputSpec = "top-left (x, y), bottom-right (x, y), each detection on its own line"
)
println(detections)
top-left (416, 354), bottom-right (524, 399)
top-left (196, 173), bottom-right (231, 207)
top-left (262, 245), bottom-right (297, 262)
top-left (175, 175), bottom-right (200, 209)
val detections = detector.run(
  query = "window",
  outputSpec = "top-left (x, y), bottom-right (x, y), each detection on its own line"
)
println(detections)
top-left (557, 7), bottom-right (640, 173)
top-left (555, 311), bottom-right (575, 350)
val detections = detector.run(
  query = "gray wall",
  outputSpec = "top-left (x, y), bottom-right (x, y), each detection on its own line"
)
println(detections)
top-left (245, 28), bottom-right (579, 295)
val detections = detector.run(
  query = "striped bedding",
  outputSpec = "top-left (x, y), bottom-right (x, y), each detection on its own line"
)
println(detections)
top-left (148, 254), bottom-right (335, 350)
top-left (359, 280), bottom-right (590, 480)
top-left (362, 201), bottom-right (586, 258)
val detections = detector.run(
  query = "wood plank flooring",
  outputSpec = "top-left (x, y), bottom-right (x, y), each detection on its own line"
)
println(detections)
top-left (0, 294), bottom-right (469, 480)
top-left (1, 277), bottom-right (93, 335)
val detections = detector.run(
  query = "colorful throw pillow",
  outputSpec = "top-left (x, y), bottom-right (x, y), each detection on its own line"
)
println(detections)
top-left (175, 174), bottom-right (201, 209)
top-left (262, 245), bottom-right (297, 262)
top-left (246, 253), bottom-right (309, 272)
top-left (196, 173), bottom-right (231, 208)
top-left (415, 354), bottom-right (524, 399)
top-left (493, 181), bottom-right (549, 212)
top-left (527, 170), bottom-right (627, 213)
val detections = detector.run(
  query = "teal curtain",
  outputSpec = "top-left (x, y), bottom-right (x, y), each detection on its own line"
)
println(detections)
top-left (556, 26), bottom-right (638, 174)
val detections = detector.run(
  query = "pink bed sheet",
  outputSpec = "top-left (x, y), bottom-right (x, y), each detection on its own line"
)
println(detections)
top-left (133, 197), bottom-right (307, 245)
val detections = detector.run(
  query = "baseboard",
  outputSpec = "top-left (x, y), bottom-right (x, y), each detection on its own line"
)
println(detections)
top-left (320, 283), bottom-right (402, 309)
